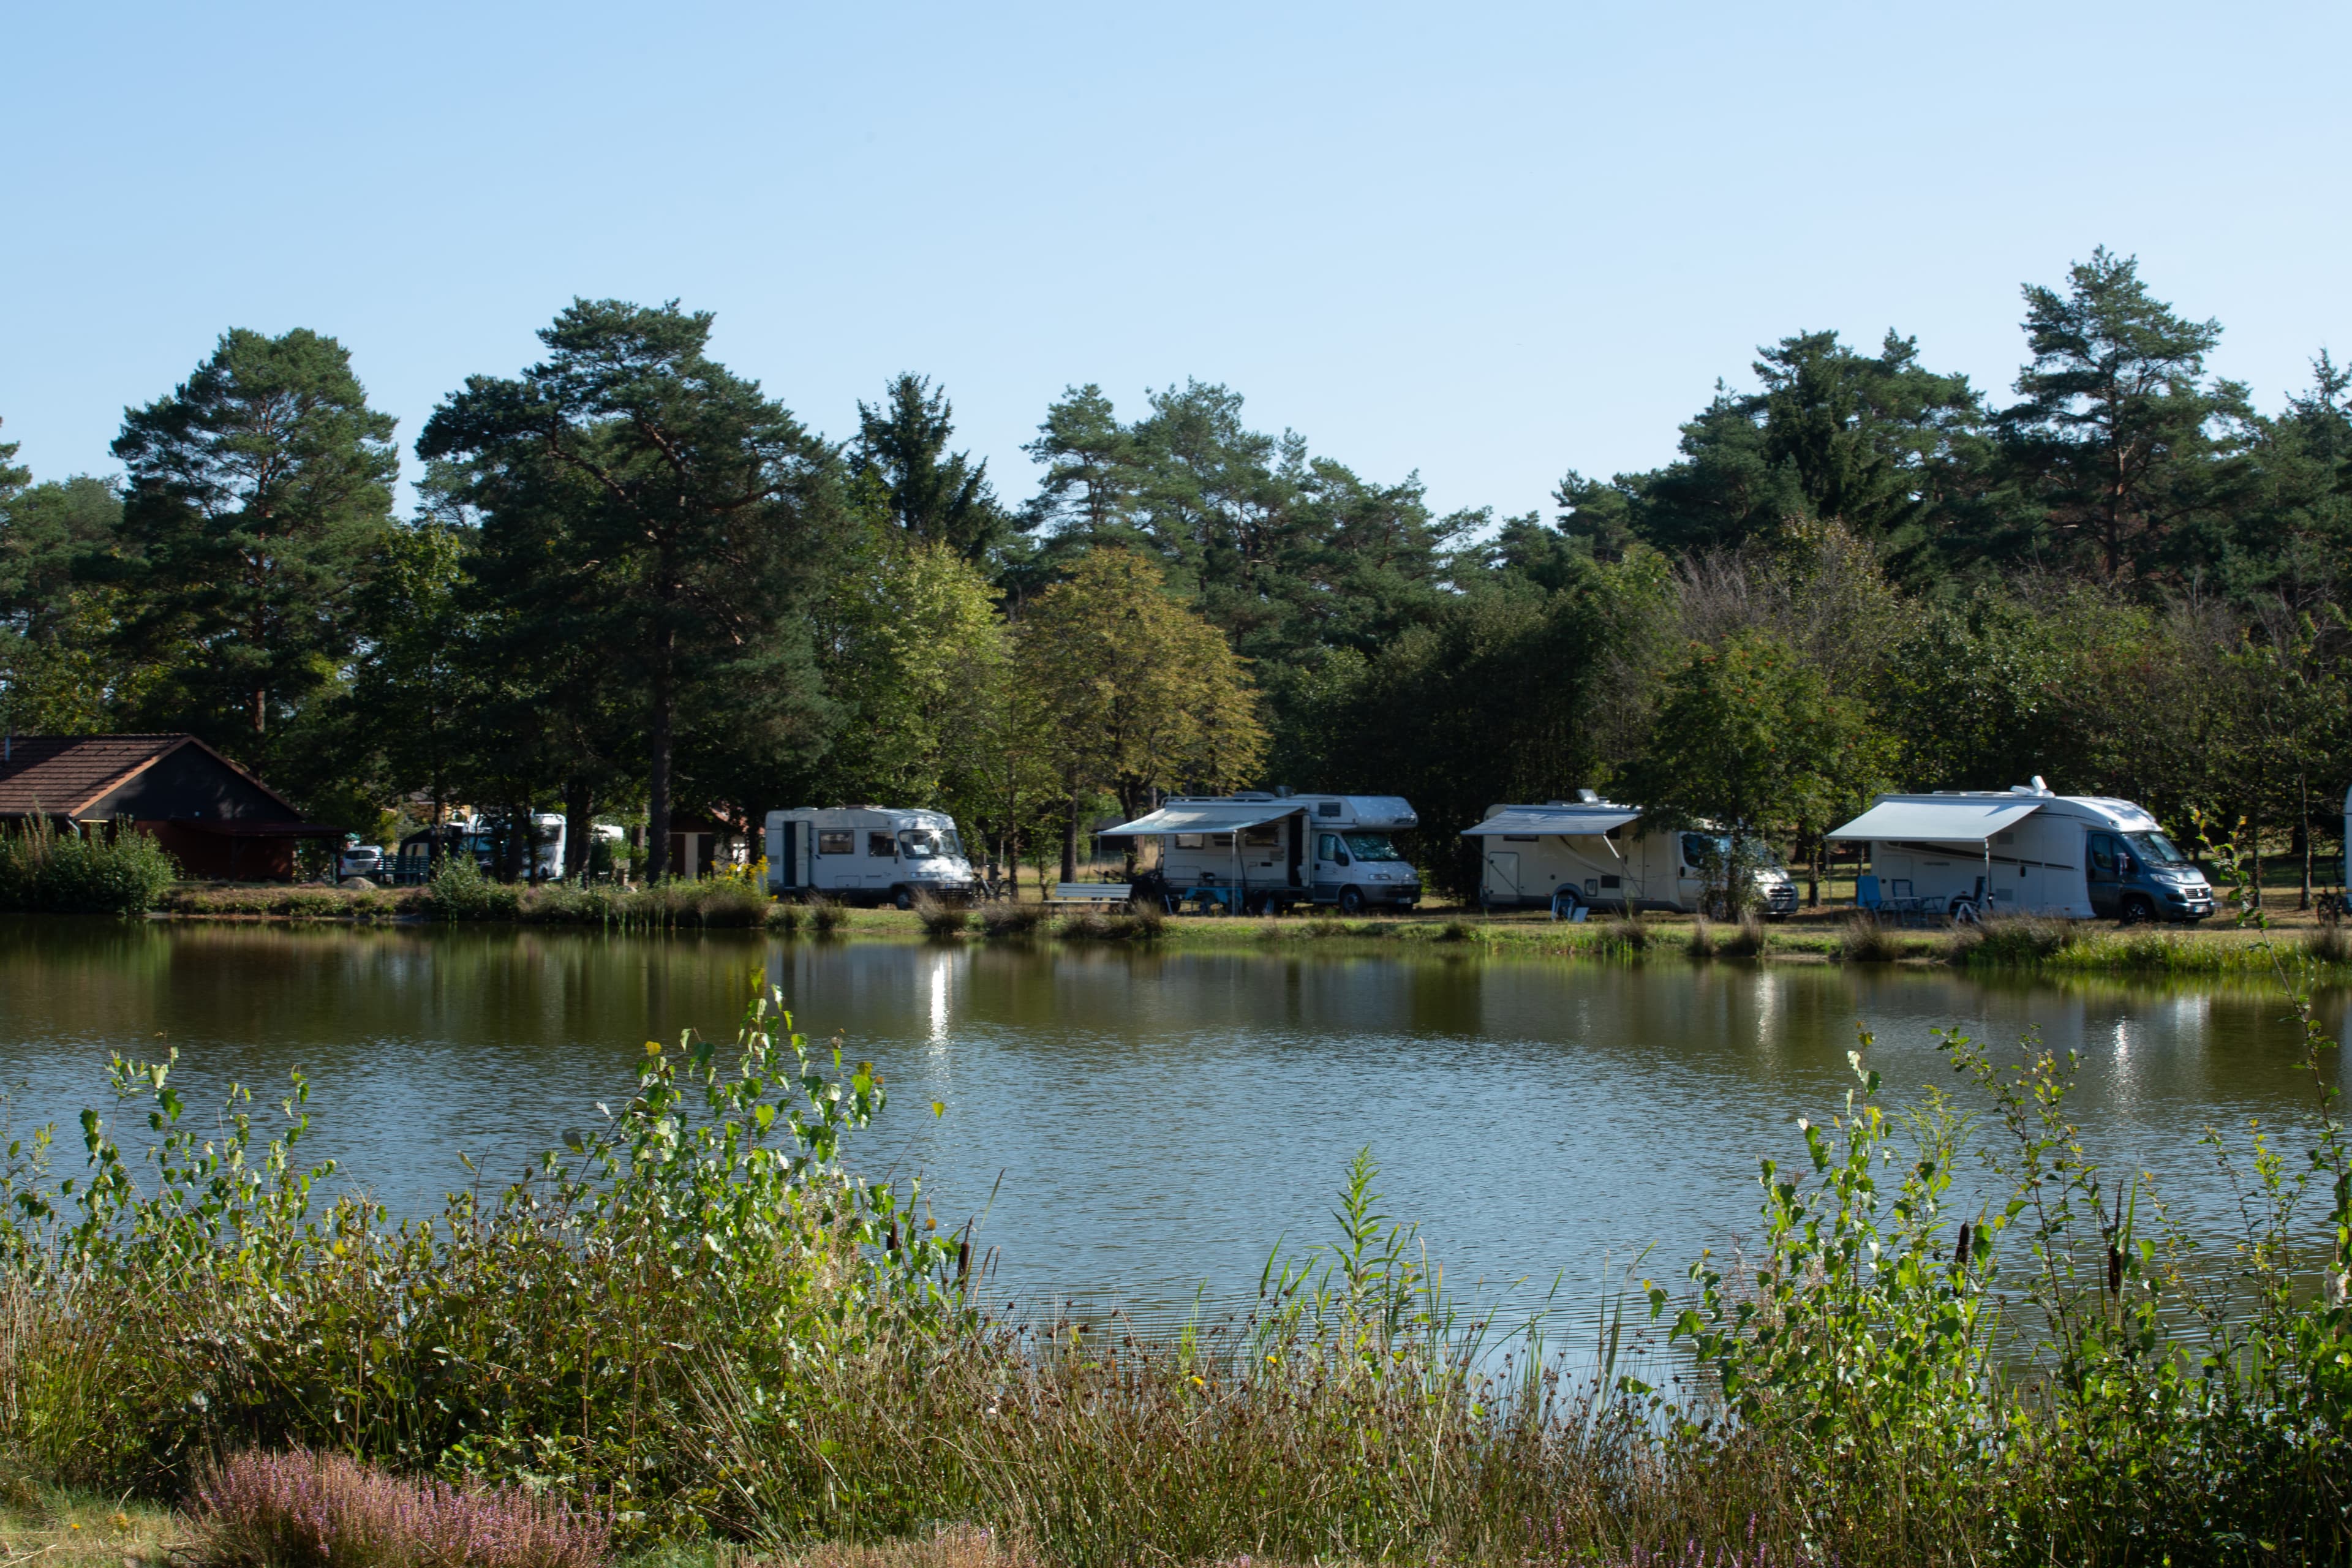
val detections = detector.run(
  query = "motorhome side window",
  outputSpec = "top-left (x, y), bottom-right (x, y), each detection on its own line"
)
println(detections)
top-left (1317, 833), bottom-right (1341, 860)
top-left (1174, 833), bottom-right (1204, 849)
top-left (1240, 824), bottom-right (1279, 848)
top-left (817, 831), bottom-right (852, 856)
top-left (2088, 835), bottom-right (2118, 875)
top-left (867, 832), bottom-right (895, 858)
top-left (1317, 802), bottom-right (1341, 817)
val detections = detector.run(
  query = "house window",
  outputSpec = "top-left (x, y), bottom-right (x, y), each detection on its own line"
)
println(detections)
top-left (817, 831), bottom-right (852, 856)
top-left (868, 832), bottom-right (895, 858)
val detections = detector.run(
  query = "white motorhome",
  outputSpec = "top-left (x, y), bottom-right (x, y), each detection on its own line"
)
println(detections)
top-left (1099, 792), bottom-right (1423, 914)
top-left (765, 805), bottom-right (981, 907)
top-left (1825, 780), bottom-right (2215, 922)
top-left (1461, 796), bottom-right (1800, 916)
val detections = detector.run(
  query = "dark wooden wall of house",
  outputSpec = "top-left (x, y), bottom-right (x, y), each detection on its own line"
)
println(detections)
top-left (92, 747), bottom-right (293, 821)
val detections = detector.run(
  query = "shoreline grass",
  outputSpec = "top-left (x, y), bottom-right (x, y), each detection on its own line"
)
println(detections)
top-left (0, 991), bottom-right (2342, 1566)
top-left (126, 880), bottom-right (2352, 984)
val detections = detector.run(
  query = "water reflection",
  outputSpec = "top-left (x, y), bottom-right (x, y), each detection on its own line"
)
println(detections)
top-left (0, 918), bottom-right (2340, 1323)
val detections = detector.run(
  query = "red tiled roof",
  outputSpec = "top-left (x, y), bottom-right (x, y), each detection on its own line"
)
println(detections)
top-left (0, 734), bottom-right (300, 819)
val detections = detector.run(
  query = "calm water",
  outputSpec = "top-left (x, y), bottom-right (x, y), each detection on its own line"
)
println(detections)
top-left (1, 919), bottom-right (2343, 1324)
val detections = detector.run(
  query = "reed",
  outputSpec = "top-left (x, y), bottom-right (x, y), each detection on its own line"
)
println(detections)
top-left (186, 1449), bottom-right (609, 1568)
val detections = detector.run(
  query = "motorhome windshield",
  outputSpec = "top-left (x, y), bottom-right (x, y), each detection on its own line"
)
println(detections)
top-left (1341, 833), bottom-right (1403, 862)
top-left (898, 828), bottom-right (963, 860)
top-left (1681, 832), bottom-right (1784, 870)
top-left (2123, 831), bottom-right (2190, 868)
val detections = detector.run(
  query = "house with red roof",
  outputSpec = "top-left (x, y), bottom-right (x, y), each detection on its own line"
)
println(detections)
top-left (0, 734), bottom-right (344, 880)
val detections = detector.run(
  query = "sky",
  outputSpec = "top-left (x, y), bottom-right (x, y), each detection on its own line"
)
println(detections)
top-left (4, 1), bottom-right (2348, 526)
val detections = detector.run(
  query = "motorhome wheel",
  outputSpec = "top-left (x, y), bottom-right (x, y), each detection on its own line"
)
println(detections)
top-left (1339, 886), bottom-right (1366, 915)
top-left (2119, 893), bottom-right (2155, 925)
top-left (892, 887), bottom-right (913, 911)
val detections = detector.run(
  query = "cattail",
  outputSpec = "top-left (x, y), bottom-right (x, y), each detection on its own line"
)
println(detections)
top-left (2107, 1243), bottom-right (2123, 1295)
top-left (1953, 1220), bottom-right (1972, 1270)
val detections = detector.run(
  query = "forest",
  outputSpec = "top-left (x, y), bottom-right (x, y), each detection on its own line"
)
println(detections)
top-left (4, 246), bottom-right (2348, 899)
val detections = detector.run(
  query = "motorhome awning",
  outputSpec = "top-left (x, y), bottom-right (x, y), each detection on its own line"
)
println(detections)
top-left (1097, 801), bottom-right (1301, 837)
top-left (1825, 799), bottom-right (2045, 843)
top-left (1460, 807), bottom-right (1642, 837)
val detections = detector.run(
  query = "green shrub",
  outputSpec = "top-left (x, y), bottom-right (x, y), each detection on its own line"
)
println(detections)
top-left (0, 820), bottom-right (179, 916)
top-left (419, 856), bottom-right (521, 921)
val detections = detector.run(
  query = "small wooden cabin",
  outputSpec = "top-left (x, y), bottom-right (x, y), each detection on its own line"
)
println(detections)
top-left (0, 734), bottom-right (342, 880)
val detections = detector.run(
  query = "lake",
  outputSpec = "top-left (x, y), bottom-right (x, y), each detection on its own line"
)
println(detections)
top-left (1, 918), bottom-right (2342, 1328)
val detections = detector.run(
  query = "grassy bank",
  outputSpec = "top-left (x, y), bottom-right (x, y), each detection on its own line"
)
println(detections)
top-left (0, 987), bottom-right (2344, 1567)
top-left (134, 869), bottom-right (2352, 985)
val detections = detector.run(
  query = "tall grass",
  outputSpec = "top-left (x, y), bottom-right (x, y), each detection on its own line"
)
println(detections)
top-left (419, 858), bottom-right (771, 929)
top-left (0, 989), bottom-right (2344, 1565)
top-left (0, 818), bottom-right (179, 916)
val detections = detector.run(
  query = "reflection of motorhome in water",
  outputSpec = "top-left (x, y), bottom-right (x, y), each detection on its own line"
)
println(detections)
top-left (764, 806), bottom-right (981, 907)
top-left (1462, 796), bottom-right (1798, 916)
top-left (1100, 793), bottom-right (1422, 913)
top-left (1825, 780), bottom-right (2214, 922)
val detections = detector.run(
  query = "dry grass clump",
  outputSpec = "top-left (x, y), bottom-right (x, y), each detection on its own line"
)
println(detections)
top-left (911, 893), bottom-right (971, 938)
top-left (1689, 914), bottom-right (1770, 959)
top-left (186, 1449), bottom-right (609, 1568)
top-left (1947, 913), bottom-right (2075, 966)
top-left (977, 901), bottom-right (1050, 939)
top-left (1437, 919), bottom-right (1480, 943)
top-left (2304, 923), bottom-right (2352, 963)
top-left (161, 884), bottom-right (417, 921)
top-left (767, 900), bottom-right (804, 934)
top-left (1055, 902), bottom-right (1166, 941)
top-left (807, 896), bottom-right (850, 936)
top-left (1603, 916), bottom-right (1651, 952)
top-left (1839, 917), bottom-right (1903, 963)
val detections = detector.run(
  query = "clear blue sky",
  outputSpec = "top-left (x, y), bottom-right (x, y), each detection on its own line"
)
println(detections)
top-left (4, 1), bottom-right (2346, 524)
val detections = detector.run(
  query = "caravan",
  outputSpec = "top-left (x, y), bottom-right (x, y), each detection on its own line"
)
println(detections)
top-left (1825, 780), bottom-right (2214, 922)
top-left (1461, 796), bottom-right (1800, 916)
top-left (1099, 793), bottom-right (1423, 914)
top-left (765, 805), bottom-right (982, 907)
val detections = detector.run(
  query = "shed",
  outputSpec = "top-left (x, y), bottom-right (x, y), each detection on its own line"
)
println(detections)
top-left (0, 734), bottom-right (344, 881)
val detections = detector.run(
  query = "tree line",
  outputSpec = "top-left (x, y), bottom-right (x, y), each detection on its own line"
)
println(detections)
top-left (4, 248), bottom-right (2350, 900)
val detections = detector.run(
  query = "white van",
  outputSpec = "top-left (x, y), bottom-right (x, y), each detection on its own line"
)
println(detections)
top-left (765, 805), bottom-right (981, 907)
top-left (1825, 780), bottom-right (2214, 922)
top-left (1463, 796), bottom-right (1799, 917)
top-left (1100, 792), bottom-right (1423, 914)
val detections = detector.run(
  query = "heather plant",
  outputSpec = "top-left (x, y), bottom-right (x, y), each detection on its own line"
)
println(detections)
top-left (187, 1447), bottom-right (610, 1568)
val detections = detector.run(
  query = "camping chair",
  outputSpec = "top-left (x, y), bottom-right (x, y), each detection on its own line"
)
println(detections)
top-left (1890, 878), bottom-right (1920, 927)
top-left (1855, 874), bottom-right (1883, 920)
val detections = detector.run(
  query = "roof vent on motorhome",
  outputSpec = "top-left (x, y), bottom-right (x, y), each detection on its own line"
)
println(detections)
top-left (1275, 786), bottom-right (1292, 797)
top-left (1577, 788), bottom-right (1600, 802)
top-left (2031, 775), bottom-right (2051, 795)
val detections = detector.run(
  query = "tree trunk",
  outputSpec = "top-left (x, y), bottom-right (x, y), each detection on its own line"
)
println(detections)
top-left (1061, 778), bottom-right (1080, 884)
top-left (1801, 821), bottom-right (1819, 908)
top-left (2299, 775), bottom-right (2312, 910)
top-left (2250, 806), bottom-right (2263, 911)
top-left (565, 780), bottom-right (593, 882)
top-left (647, 626), bottom-right (675, 882)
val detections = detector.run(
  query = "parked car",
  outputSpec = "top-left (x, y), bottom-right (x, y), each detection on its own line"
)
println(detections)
top-left (336, 843), bottom-right (385, 880)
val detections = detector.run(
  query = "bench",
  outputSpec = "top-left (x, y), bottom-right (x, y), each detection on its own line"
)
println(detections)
top-left (1051, 882), bottom-right (1133, 905)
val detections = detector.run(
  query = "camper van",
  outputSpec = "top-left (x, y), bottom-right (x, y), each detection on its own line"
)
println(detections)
top-left (1826, 780), bottom-right (2214, 922)
top-left (765, 805), bottom-right (981, 907)
top-left (1100, 793), bottom-right (1422, 914)
top-left (1462, 796), bottom-right (1800, 917)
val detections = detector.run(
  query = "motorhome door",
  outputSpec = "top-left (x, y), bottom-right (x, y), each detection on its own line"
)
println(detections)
top-left (2084, 831), bottom-right (2124, 918)
top-left (1314, 831), bottom-right (1346, 897)
top-left (1485, 850), bottom-right (1522, 902)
